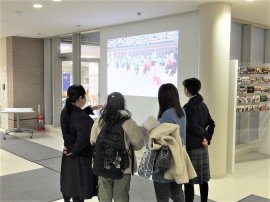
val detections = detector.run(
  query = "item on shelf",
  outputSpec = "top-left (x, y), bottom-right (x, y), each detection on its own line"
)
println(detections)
top-left (261, 87), bottom-right (270, 93)
top-left (241, 77), bottom-right (250, 84)
top-left (255, 67), bottom-right (262, 74)
top-left (239, 86), bottom-right (247, 95)
top-left (247, 67), bottom-right (256, 74)
top-left (260, 95), bottom-right (268, 102)
top-left (237, 77), bottom-right (242, 84)
top-left (261, 77), bottom-right (270, 84)
top-left (236, 66), bottom-right (270, 113)
top-left (254, 95), bottom-right (260, 103)
top-left (249, 77), bottom-right (257, 84)
top-left (247, 86), bottom-right (255, 93)
top-left (262, 68), bottom-right (269, 74)
top-left (254, 86), bottom-right (262, 93)
top-left (259, 104), bottom-right (267, 111)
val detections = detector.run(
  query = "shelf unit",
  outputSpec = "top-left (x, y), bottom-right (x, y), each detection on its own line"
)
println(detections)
top-left (236, 67), bottom-right (270, 112)
top-left (233, 65), bottom-right (270, 157)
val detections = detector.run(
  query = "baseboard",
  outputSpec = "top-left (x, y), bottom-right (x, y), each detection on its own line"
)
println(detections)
top-left (235, 143), bottom-right (258, 157)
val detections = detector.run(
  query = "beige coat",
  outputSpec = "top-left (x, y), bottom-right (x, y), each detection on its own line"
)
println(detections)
top-left (90, 116), bottom-right (144, 174)
top-left (149, 123), bottom-right (197, 184)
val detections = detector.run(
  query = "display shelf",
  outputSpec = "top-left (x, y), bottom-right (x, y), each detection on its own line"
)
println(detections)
top-left (237, 67), bottom-right (270, 113)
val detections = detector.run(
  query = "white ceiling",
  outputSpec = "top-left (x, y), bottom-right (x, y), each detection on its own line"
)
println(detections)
top-left (0, 0), bottom-right (269, 38)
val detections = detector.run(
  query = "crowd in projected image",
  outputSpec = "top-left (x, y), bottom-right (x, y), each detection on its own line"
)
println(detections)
top-left (107, 30), bottom-right (179, 97)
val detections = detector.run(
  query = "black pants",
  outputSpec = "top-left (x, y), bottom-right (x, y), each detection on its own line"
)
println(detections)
top-left (154, 181), bottom-right (184, 202)
top-left (63, 193), bottom-right (84, 202)
top-left (184, 182), bottom-right (208, 202)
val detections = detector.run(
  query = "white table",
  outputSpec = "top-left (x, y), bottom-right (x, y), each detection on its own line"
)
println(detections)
top-left (1, 108), bottom-right (35, 140)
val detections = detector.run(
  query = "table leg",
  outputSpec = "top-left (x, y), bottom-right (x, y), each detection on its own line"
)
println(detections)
top-left (16, 113), bottom-right (20, 128)
top-left (2, 113), bottom-right (34, 140)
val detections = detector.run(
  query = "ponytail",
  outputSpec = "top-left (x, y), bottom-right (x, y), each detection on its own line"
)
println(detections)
top-left (63, 84), bottom-right (86, 131)
top-left (64, 97), bottom-right (73, 125)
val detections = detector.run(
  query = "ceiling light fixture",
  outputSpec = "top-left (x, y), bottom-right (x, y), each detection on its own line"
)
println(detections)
top-left (246, 0), bottom-right (256, 2)
top-left (52, 0), bottom-right (62, 2)
top-left (33, 4), bottom-right (43, 8)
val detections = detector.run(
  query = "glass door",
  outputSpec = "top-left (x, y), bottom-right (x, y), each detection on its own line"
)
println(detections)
top-left (81, 61), bottom-right (99, 107)
top-left (62, 61), bottom-right (73, 108)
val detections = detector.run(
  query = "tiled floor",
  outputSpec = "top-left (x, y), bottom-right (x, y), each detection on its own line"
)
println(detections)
top-left (0, 128), bottom-right (269, 202)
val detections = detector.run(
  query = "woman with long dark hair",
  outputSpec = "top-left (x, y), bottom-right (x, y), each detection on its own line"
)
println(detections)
top-left (90, 92), bottom-right (144, 202)
top-left (182, 78), bottom-right (215, 202)
top-left (60, 84), bottom-right (102, 202)
top-left (152, 83), bottom-right (186, 202)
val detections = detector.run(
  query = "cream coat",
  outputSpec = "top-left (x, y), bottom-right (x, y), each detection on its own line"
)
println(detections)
top-left (90, 117), bottom-right (144, 174)
top-left (149, 123), bottom-right (197, 184)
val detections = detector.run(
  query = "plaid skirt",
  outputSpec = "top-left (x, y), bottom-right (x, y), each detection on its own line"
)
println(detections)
top-left (187, 147), bottom-right (210, 184)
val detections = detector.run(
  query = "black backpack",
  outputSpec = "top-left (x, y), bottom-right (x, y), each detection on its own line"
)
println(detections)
top-left (93, 117), bottom-right (134, 179)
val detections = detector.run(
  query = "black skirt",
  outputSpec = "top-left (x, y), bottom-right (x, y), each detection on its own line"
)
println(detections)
top-left (60, 155), bottom-right (97, 199)
top-left (187, 147), bottom-right (210, 184)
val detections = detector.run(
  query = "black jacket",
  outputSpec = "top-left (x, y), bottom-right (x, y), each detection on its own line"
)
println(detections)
top-left (183, 94), bottom-right (215, 151)
top-left (60, 105), bottom-right (94, 157)
top-left (60, 105), bottom-right (97, 199)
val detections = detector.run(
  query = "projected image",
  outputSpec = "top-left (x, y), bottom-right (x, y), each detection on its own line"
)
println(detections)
top-left (107, 30), bottom-right (179, 97)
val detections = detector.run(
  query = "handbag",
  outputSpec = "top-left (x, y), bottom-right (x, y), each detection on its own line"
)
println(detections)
top-left (154, 145), bottom-right (172, 172)
top-left (138, 144), bottom-right (157, 179)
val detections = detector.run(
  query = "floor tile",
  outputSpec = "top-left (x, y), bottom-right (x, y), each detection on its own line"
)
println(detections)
top-left (0, 149), bottom-right (43, 176)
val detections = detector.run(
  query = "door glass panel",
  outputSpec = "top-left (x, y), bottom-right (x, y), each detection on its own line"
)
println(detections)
top-left (81, 45), bottom-right (100, 59)
top-left (61, 35), bottom-right (72, 53)
top-left (62, 61), bottom-right (73, 108)
top-left (81, 62), bottom-right (99, 107)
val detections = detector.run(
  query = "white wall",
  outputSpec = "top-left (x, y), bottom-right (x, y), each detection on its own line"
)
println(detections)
top-left (100, 11), bottom-right (199, 123)
top-left (0, 38), bottom-right (8, 129)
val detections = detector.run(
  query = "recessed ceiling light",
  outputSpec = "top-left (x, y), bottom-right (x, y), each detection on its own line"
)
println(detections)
top-left (52, 0), bottom-right (62, 2)
top-left (33, 4), bottom-right (43, 8)
top-left (246, 0), bottom-right (256, 2)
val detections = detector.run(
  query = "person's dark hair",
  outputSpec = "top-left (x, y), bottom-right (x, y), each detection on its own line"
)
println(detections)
top-left (182, 78), bottom-right (201, 96)
top-left (183, 78), bottom-right (204, 102)
top-left (65, 84), bottom-right (86, 122)
top-left (99, 92), bottom-right (131, 127)
top-left (158, 83), bottom-right (184, 119)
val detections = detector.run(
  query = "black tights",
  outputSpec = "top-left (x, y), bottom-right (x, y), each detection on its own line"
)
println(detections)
top-left (63, 194), bottom-right (84, 202)
top-left (184, 182), bottom-right (208, 202)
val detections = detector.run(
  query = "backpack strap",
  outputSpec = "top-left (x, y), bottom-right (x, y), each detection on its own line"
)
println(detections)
top-left (128, 145), bottom-right (134, 175)
top-left (120, 116), bottom-right (135, 175)
top-left (119, 116), bottom-right (130, 125)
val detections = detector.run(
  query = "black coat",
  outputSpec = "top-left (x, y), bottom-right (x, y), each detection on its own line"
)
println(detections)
top-left (60, 105), bottom-right (97, 199)
top-left (183, 94), bottom-right (215, 151)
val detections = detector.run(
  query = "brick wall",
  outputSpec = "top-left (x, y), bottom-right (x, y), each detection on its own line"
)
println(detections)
top-left (6, 37), bottom-right (44, 129)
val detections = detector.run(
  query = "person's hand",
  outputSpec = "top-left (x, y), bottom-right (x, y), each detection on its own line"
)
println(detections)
top-left (202, 138), bottom-right (208, 148)
top-left (63, 147), bottom-right (68, 155)
top-left (91, 104), bottom-right (103, 111)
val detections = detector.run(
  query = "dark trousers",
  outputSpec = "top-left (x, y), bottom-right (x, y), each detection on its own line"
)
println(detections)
top-left (184, 182), bottom-right (208, 202)
top-left (63, 193), bottom-right (84, 202)
top-left (154, 181), bottom-right (184, 202)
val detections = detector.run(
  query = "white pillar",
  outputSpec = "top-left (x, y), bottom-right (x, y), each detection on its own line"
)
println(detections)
top-left (52, 37), bottom-right (61, 126)
top-left (72, 34), bottom-right (81, 84)
top-left (199, 3), bottom-right (231, 178)
top-left (44, 39), bottom-right (53, 124)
